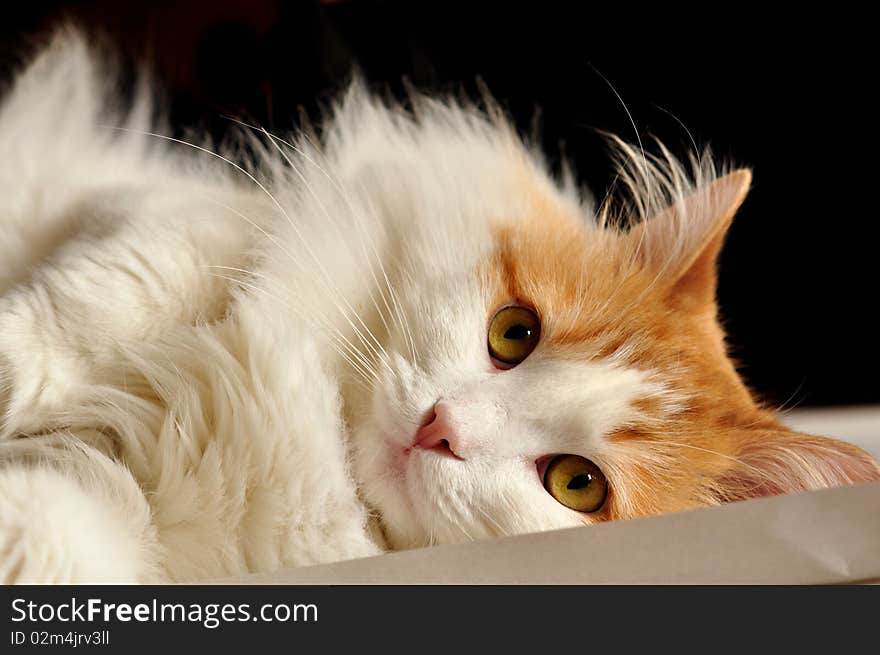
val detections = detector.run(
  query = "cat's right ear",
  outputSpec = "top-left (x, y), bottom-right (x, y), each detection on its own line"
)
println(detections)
top-left (625, 169), bottom-right (752, 308)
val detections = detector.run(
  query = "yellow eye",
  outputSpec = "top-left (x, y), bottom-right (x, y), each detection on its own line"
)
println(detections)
top-left (543, 455), bottom-right (608, 513)
top-left (487, 306), bottom-right (540, 366)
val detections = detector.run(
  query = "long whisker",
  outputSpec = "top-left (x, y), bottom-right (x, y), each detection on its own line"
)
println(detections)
top-left (652, 103), bottom-right (700, 166)
top-left (106, 126), bottom-right (395, 379)
top-left (271, 122), bottom-right (418, 366)
top-left (253, 125), bottom-right (396, 373)
top-left (224, 115), bottom-right (418, 365)
top-left (207, 272), bottom-right (379, 388)
top-left (193, 193), bottom-right (384, 378)
top-left (625, 435), bottom-right (765, 478)
top-left (771, 378), bottom-right (808, 416)
top-left (589, 64), bottom-right (647, 177)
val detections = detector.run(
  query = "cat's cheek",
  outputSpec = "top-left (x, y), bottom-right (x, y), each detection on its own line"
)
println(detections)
top-left (379, 468), bottom-right (430, 549)
top-left (351, 426), bottom-right (428, 547)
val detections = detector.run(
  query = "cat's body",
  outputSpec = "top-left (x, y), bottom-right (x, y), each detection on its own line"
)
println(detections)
top-left (0, 34), bottom-right (384, 582)
top-left (1, 32), bottom-right (877, 583)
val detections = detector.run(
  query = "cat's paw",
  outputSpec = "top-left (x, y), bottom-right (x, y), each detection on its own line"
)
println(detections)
top-left (0, 466), bottom-right (153, 584)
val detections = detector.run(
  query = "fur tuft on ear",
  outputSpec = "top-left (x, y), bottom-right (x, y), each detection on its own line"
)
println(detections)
top-left (715, 430), bottom-right (880, 502)
top-left (627, 169), bottom-right (752, 306)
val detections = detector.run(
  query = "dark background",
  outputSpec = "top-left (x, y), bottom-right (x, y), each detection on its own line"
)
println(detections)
top-left (1, 1), bottom-right (875, 408)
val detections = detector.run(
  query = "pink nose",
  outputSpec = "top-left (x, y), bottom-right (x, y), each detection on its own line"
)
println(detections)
top-left (413, 403), bottom-right (464, 460)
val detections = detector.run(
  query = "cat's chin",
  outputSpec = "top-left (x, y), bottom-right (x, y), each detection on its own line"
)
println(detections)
top-left (353, 425), bottom-right (456, 549)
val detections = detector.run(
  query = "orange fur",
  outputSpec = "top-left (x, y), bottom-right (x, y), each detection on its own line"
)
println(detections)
top-left (488, 170), bottom-right (880, 522)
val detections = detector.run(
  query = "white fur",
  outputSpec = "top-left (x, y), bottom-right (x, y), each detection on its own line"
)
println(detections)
top-left (0, 31), bottom-right (681, 582)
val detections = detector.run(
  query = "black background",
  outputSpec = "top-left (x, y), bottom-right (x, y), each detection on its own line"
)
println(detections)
top-left (1, 1), bottom-right (875, 407)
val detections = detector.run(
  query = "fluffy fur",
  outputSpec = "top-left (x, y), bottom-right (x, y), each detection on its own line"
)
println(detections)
top-left (1, 31), bottom-right (877, 583)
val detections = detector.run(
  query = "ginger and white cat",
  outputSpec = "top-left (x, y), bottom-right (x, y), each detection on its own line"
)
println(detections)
top-left (0, 31), bottom-right (877, 583)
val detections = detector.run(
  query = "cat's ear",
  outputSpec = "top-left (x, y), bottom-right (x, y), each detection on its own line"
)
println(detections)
top-left (627, 169), bottom-right (752, 306)
top-left (716, 429), bottom-right (880, 501)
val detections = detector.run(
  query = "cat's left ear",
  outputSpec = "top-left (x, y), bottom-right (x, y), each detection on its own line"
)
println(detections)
top-left (716, 429), bottom-right (880, 501)
top-left (627, 169), bottom-right (752, 306)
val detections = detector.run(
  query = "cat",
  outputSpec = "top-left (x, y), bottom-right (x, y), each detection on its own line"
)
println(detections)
top-left (0, 30), bottom-right (877, 584)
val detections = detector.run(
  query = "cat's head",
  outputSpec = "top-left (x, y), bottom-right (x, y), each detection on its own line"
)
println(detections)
top-left (323, 90), bottom-right (880, 549)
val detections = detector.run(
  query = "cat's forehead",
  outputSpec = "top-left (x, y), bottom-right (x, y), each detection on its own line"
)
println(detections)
top-left (485, 190), bottom-right (659, 348)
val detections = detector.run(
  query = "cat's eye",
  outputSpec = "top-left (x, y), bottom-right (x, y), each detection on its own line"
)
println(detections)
top-left (543, 455), bottom-right (608, 513)
top-left (487, 306), bottom-right (540, 367)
